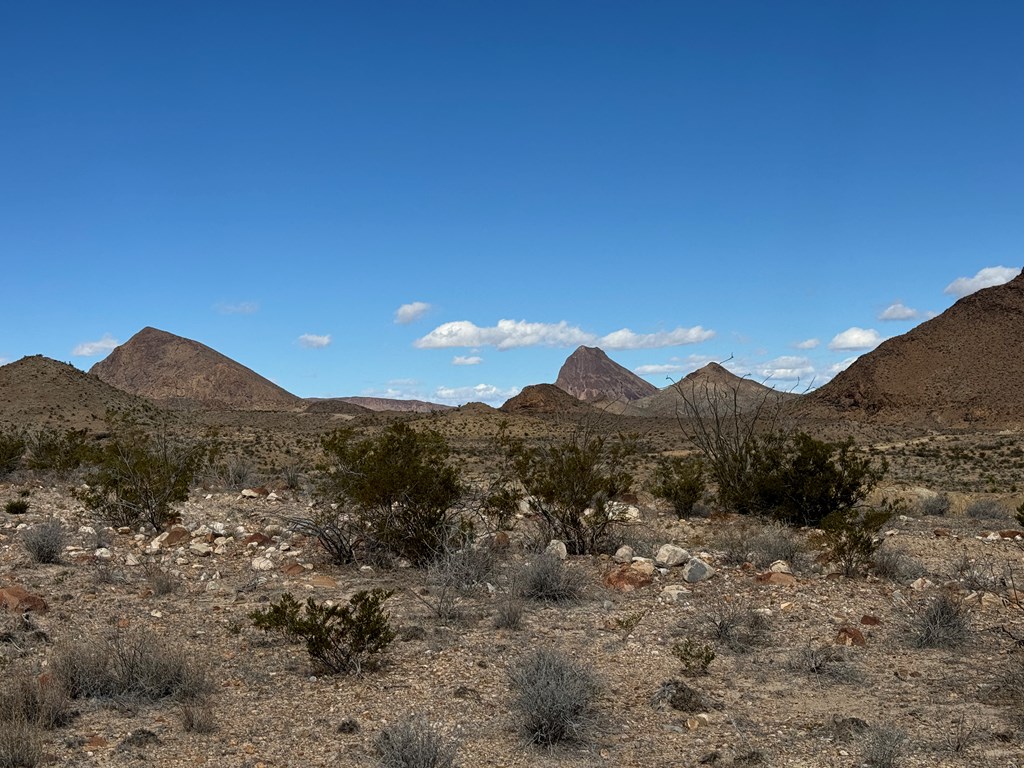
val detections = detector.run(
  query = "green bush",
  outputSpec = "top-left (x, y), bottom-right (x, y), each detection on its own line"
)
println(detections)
top-left (317, 423), bottom-right (464, 565)
top-left (78, 423), bottom-right (206, 529)
top-left (650, 456), bottom-right (705, 518)
top-left (821, 504), bottom-right (894, 577)
top-left (25, 428), bottom-right (94, 474)
top-left (495, 425), bottom-right (637, 555)
top-left (4, 500), bottom-right (29, 516)
top-left (0, 433), bottom-right (25, 478)
top-left (250, 590), bottom-right (395, 674)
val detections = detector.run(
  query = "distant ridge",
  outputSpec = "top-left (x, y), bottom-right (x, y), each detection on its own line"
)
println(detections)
top-left (554, 346), bottom-right (657, 403)
top-left (799, 269), bottom-right (1024, 427)
top-left (90, 327), bottom-right (300, 411)
top-left (500, 384), bottom-right (592, 414)
top-left (634, 362), bottom-right (796, 418)
top-left (0, 355), bottom-right (161, 432)
top-left (305, 397), bottom-right (453, 414)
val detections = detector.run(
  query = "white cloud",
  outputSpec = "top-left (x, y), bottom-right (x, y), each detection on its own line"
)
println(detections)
top-left (878, 301), bottom-right (920, 321)
top-left (944, 266), bottom-right (1021, 298)
top-left (452, 355), bottom-right (482, 366)
top-left (828, 327), bottom-right (883, 351)
top-left (828, 356), bottom-right (859, 376)
top-left (793, 338), bottom-right (820, 350)
top-left (756, 356), bottom-right (816, 382)
top-left (395, 301), bottom-right (432, 324)
top-left (298, 333), bottom-right (331, 349)
top-left (433, 383), bottom-right (521, 406)
top-left (73, 334), bottom-right (120, 356)
top-left (215, 301), bottom-right (259, 315)
top-left (599, 326), bottom-right (714, 349)
top-left (0, 357), bottom-right (8, 366)
top-left (634, 363), bottom-right (688, 376)
top-left (415, 319), bottom-right (714, 351)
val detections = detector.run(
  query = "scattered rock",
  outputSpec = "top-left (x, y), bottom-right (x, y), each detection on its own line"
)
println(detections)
top-left (681, 557), bottom-right (714, 583)
top-left (603, 564), bottom-right (654, 592)
top-left (910, 577), bottom-right (934, 591)
top-left (755, 571), bottom-right (796, 586)
top-left (835, 626), bottom-right (867, 646)
top-left (613, 545), bottom-right (635, 564)
top-left (655, 544), bottom-right (690, 567)
top-left (251, 556), bottom-right (275, 572)
top-left (189, 541), bottom-right (213, 557)
top-left (660, 585), bottom-right (690, 604)
top-left (545, 539), bottom-right (568, 560)
top-left (0, 586), bottom-right (47, 613)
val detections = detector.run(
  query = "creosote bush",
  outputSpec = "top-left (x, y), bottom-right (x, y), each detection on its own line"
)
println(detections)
top-left (494, 423), bottom-right (637, 555)
top-left (0, 432), bottom-right (25, 478)
top-left (821, 504), bottom-right (895, 577)
top-left (25, 428), bottom-right (95, 475)
top-left (508, 648), bottom-right (600, 747)
top-left (251, 590), bottom-right (396, 674)
top-left (650, 456), bottom-right (705, 518)
top-left (516, 555), bottom-right (586, 602)
top-left (78, 423), bottom-right (206, 529)
top-left (21, 520), bottom-right (64, 564)
top-left (375, 717), bottom-right (458, 768)
top-left (316, 423), bottom-right (464, 565)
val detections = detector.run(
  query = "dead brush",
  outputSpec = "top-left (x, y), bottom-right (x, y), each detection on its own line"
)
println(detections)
top-left (906, 593), bottom-right (971, 649)
top-left (701, 600), bottom-right (771, 653)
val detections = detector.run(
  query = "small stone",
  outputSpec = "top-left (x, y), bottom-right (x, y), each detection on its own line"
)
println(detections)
top-left (94, 548), bottom-right (113, 560)
top-left (910, 577), bottom-right (934, 591)
top-left (660, 585), bottom-right (690, 604)
top-left (124, 553), bottom-right (140, 567)
top-left (755, 571), bottom-right (796, 586)
top-left (655, 544), bottom-right (690, 567)
top-left (769, 560), bottom-right (792, 574)
top-left (189, 542), bottom-right (213, 557)
top-left (251, 557), bottom-right (275, 572)
top-left (613, 545), bottom-right (635, 564)
top-left (163, 526), bottom-right (191, 547)
top-left (835, 626), bottom-right (867, 646)
top-left (681, 557), bottom-right (714, 583)
top-left (545, 539), bottom-right (568, 560)
top-left (240, 488), bottom-right (265, 498)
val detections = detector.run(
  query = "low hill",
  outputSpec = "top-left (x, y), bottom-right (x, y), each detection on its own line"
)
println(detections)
top-left (800, 270), bottom-right (1024, 428)
top-left (327, 397), bottom-right (454, 413)
top-left (0, 355), bottom-right (162, 432)
top-left (500, 384), bottom-right (593, 415)
top-left (555, 346), bottom-right (657, 403)
top-left (300, 399), bottom-right (373, 416)
top-left (634, 363), bottom-right (796, 418)
top-left (90, 327), bottom-right (300, 411)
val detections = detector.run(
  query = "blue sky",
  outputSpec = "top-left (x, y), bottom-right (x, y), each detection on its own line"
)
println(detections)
top-left (2, 2), bottom-right (1022, 405)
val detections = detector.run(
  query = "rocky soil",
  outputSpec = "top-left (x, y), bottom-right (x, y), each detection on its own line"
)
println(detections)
top-left (4, 480), bottom-right (1024, 767)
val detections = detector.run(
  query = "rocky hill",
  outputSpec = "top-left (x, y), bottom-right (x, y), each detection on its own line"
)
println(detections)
top-left (634, 362), bottom-right (795, 418)
top-left (500, 384), bottom-right (593, 415)
top-left (554, 346), bottom-right (657, 403)
top-left (800, 270), bottom-right (1024, 428)
top-left (90, 327), bottom-right (300, 412)
top-left (327, 397), bottom-right (454, 413)
top-left (0, 355), bottom-right (162, 432)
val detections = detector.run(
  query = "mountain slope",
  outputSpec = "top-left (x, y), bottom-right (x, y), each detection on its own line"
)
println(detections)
top-left (554, 346), bottom-right (657, 403)
top-left (90, 327), bottom-right (300, 411)
top-left (634, 362), bottom-right (795, 418)
top-left (800, 270), bottom-right (1024, 427)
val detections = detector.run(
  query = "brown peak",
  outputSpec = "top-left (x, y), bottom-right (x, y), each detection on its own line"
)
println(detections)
top-left (568, 345), bottom-right (610, 358)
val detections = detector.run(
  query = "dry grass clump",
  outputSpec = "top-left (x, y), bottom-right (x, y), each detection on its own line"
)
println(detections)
top-left (0, 717), bottom-right (42, 768)
top-left (702, 601), bottom-right (771, 653)
top-left (375, 717), bottom-right (458, 768)
top-left (516, 555), bottom-right (586, 602)
top-left (872, 545), bottom-right (926, 583)
top-left (493, 598), bottom-right (524, 630)
top-left (918, 493), bottom-right (951, 516)
top-left (714, 520), bottom-right (804, 569)
top-left (508, 648), bottom-right (600, 747)
top-left (21, 520), bottom-right (64, 564)
top-left (787, 645), bottom-right (861, 684)
top-left (965, 498), bottom-right (1007, 521)
top-left (860, 724), bottom-right (907, 767)
top-left (0, 670), bottom-right (75, 730)
top-left (906, 594), bottom-right (971, 649)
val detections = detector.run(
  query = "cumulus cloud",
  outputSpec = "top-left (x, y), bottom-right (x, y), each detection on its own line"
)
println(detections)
top-left (828, 327), bottom-right (883, 351)
top-left (793, 338), bottom-right (820, 350)
top-left (944, 266), bottom-right (1021, 298)
top-left (756, 356), bottom-right (815, 382)
top-left (878, 301), bottom-right (920, 321)
top-left (73, 334), bottom-right (120, 356)
top-left (634, 363), bottom-right (688, 376)
top-left (298, 333), bottom-right (331, 349)
top-left (599, 326), bottom-right (714, 349)
top-left (433, 383), bottom-right (521, 406)
top-left (415, 319), bottom-right (713, 351)
top-left (452, 355), bottom-right (482, 366)
top-left (215, 301), bottom-right (259, 315)
top-left (395, 301), bottom-right (432, 324)
top-left (828, 356), bottom-right (859, 376)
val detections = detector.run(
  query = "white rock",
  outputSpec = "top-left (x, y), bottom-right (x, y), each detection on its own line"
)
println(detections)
top-left (769, 560), bottom-right (792, 574)
top-left (613, 545), bottom-right (635, 564)
top-left (124, 553), bottom-right (140, 567)
top-left (94, 548), bottom-right (112, 560)
top-left (545, 539), bottom-right (568, 560)
top-left (910, 577), bottom-right (934, 591)
top-left (189, 542), bottom-right (213, 556)
top-left (251, 556), bottom-right (275, 572)
top-left (655, 544), bottom-right (690, 568)
top-left (78, 526), bottom-right (96, 537)
top-left (240, 488), bottom-right (261, 498)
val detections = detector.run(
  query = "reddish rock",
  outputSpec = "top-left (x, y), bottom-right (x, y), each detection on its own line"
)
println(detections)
top-left (163, 525), bottom-right (191, 547)
top-left (999, 530), bottom-right (1024, 540)
top-left (860, 614), bottom-right (882, 626)
top-left (281, 562), bottom-right (305, 577)
top-left (490, 531), bottom-right (511, 552)
top-left (0, 585), bottom-right (48, 613)
top-left (243, 532), bottom-right (273, 547)
top-left (755, 571), bottom-right (796, 586)
top-left (835, 626), bottom-right (867, 646)
top-left (933, 528), bottom-right (952, 538)
top-left (603, 564), bottom-right (654, 592)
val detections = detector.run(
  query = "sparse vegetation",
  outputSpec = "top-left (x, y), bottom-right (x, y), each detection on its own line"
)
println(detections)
top-left (250, 590), bottom-right (396, 674)
top-left (702, 601), bottom-right (771, 653)
top-left (671, 637), bottom-right (716, 676)
top-left (375, 718), bottom-right (458, 768)
top-left (516, 555), bottom-right (586, 602)
top-left (25, 428), bottom-right (94, 475)
top-left (907, 593), bottom-right (971, 649)
top-left (508, 648), bottom-right (600, 747)
top-left (0, 432), bottom-right (25, 478)
top-left (0, 717), bottom-right (42, 768)
top-left (860, 725), bottom-right (907, 768)
top-left (714, 519), bottom-right (804, 568)
top-left (919, 493), bottom-right (951, 516)
top-left (4, 499), bottom-right (28, 516)
top-left (650, 455), bottom-right (705, 518)
top-left (21, 520), bottom-right (64, 564)
top-left (821, 504), bottom-right (895, 577)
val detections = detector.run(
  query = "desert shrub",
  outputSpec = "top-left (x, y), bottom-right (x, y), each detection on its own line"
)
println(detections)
top-left (919, 493), bottom-right (951, 517)
top-left (494, 598), bottom-right (524, 630)
top-left (375, 718), bottom-right (458, 768)
top-left (495, 424), bottom-right (637, 555)
top-left (907, 593), bottom-right (971, 649)
top-left (787, 645), bottom-right (860, 684)
top-left (250, 590), bottom-right (395, 674)
top-left (144, 565), bottom-right (179, 596)
top-left (0, 670), bottom-right (75, 729)
top-left (286, 510), bottom-right (358, 566)
top-left (211, 456), bottom-right (256, 490)
top-left (25, 428), bottom-right (95, 474)
top-left (417, 543), bottom-right (498, 621)
top-left (51, 629), bottom-right (211, 703)
top-left (21, 520), bottom-right (64, 564)
top-left (317, 423), bottom-right (464, 565)
top-left (508, 648), bottom-right (600, 747)
top-left (821, 504), bottom-right (894, 577)
top-left (516, 555), bottom-right (586, 602)
top-left (715, 519), bottom-right (804, 569)
top-left (0, 432), bottom-right (25, 478)
top-left (872, 545), bottom-right (925, 583)
top-left (860, 725), bottom-right (906, 768)
top-left (0, 717), bottom-right (42, 768)
top-left (650, 456), bottom-right (705, 518)
top-left (78, 423), bottom-right (206, 529)
top-left (671, 638), bottom-right (715, 676)
top-left (651, 679), bottom-right (709, 712)
top-left (702, 601), bottom-right (770, 653)
top-left (4, 500), bottom-right (28, 515)
top-left (965, 498), bottom-right (1006, 521)
top-left (178, 698), bottom-right (217, 733)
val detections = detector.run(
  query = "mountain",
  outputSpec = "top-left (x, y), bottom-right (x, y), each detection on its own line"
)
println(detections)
top-left (634, 362), bottom-right (796, 418)
top-left (327, 397), bottom-right (454, 413)
top-left (90, 327), bottom-right (300, 411)
top-left (0, 355), bottom-right (162, 432)
top-left (500, 384), bottom-right (593, 415)
top-left (798, 271), bottom-right (1024, 427)
top-left (554, 346), bottom-right (658, 403)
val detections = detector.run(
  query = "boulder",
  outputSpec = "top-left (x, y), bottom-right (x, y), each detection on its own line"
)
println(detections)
top-left (681, 557), bottom-right (714, 583)
top-left (603, 564), bottom-right (654, 592)
top-left (655, 544), bottom-right (690, 568)
top-left (613, 545), bottom-right (635, 564)
top-left (545, 539), bottom-right (568, 560)
top-left (0, 586), bottom-right (47, 613)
